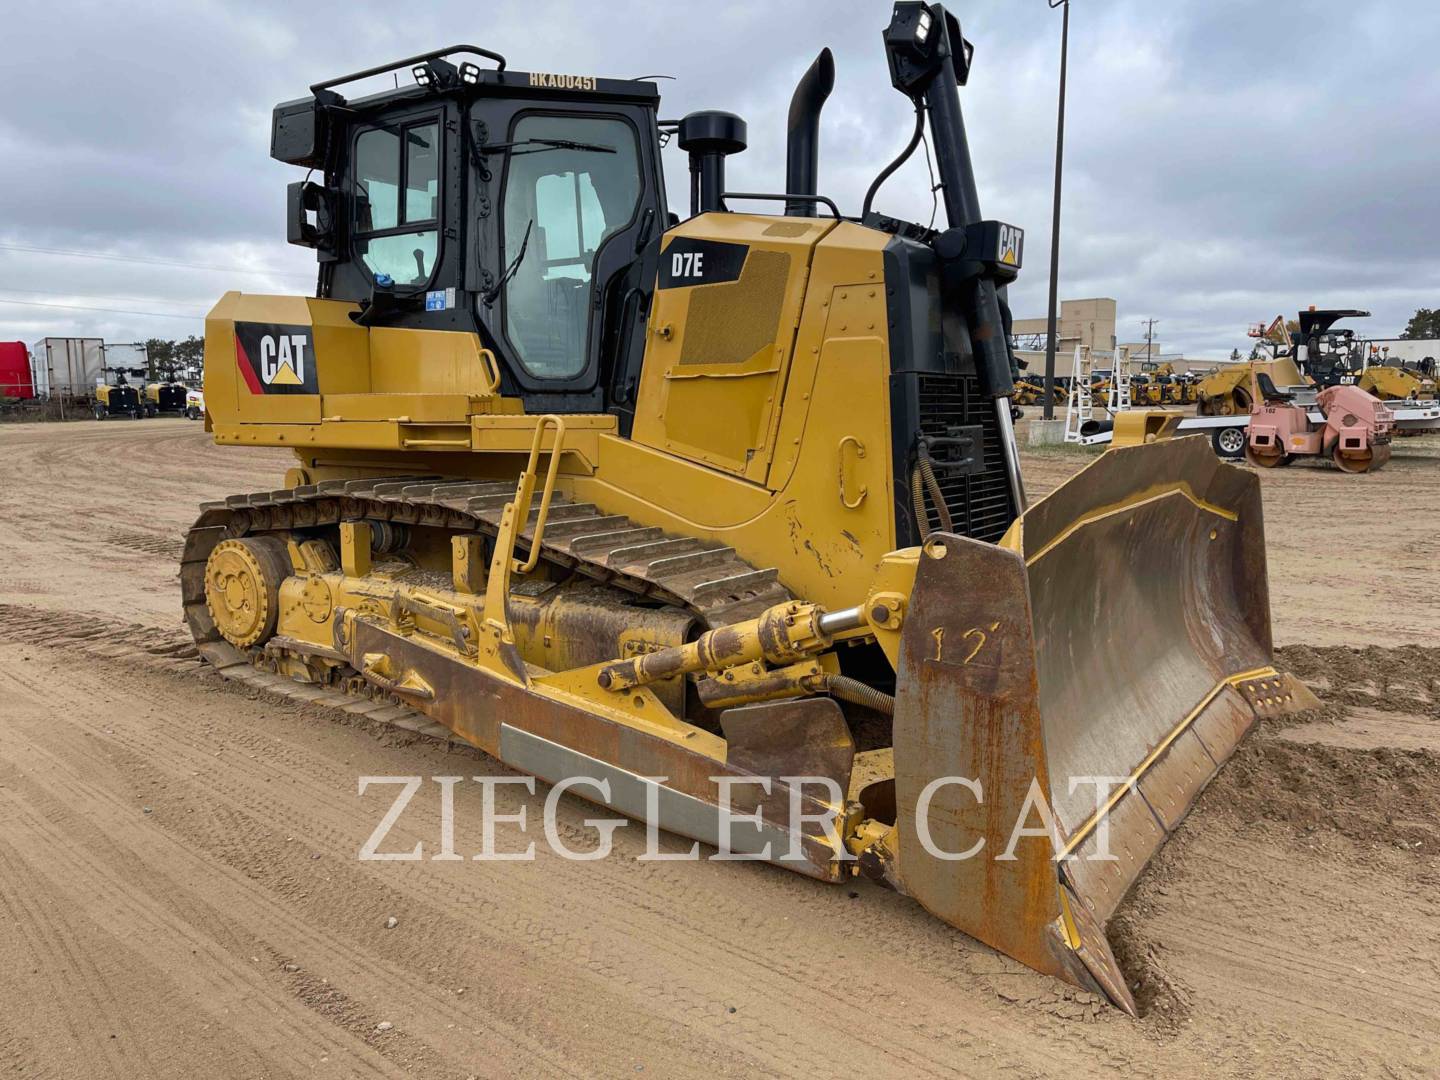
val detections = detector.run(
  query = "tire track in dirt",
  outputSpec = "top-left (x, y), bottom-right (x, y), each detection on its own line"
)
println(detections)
top-left (0, 674), bottom-right (598, 1079)
top-left (40, 685), bottom-right (985, 1080)
top-left (3, 804), bottom-right (447, 1080)
top-left (6, 417), bottom-right (1440, 1076)
top-left (0, 422), bottom-right (287, 631)
top-left (4, 625), bottom-right (1145, 1078)
top-left (0, 603), bottom-right (197, 660)
top-left (0, 747), bottom-right (413, 1076)
top-left (14, 601), bottom-right (1440, 1075)
top-left (0, 816), bottom-right (339, 1078)
top-left (0, 844), bottom-right (152, 1077)
top-left (103, 528), bottom-right (187, 559)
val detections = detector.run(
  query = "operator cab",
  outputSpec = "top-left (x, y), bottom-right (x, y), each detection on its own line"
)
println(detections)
top-left (1292, 308), bottom-right (1369, 387)
top-left (272, 47), bottom-right (668, 410)
top-left (265, 14), bottom-right (1030, 540)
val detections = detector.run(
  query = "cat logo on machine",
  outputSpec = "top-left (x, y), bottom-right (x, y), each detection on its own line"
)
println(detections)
top-left (259, 335), bottom-right (306, 385)
top-left (997, 223), bottom-right (1023, 268)
top-left (233, 322), bottom-right (319, 395)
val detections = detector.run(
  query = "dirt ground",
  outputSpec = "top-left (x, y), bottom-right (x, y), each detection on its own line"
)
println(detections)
top-left (1, 419), bottom-right (1437, 1078)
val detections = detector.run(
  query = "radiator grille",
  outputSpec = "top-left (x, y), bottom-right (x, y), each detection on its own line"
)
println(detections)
top-left (916, 372), bottom-right (1016, 543)
top-left (679, 250), bottom-right (791, 366)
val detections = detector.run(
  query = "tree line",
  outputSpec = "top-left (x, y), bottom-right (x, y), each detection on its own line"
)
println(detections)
top-left (144, 336), bottom-right (204, 383)
top-left (1401, 309), bottom-right (1439, 340)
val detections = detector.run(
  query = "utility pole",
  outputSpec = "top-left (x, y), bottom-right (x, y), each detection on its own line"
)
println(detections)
top-left (1042, 0), bottom-right (1070, 419)
top-left (1142, 318), bottom-right (1159, 365)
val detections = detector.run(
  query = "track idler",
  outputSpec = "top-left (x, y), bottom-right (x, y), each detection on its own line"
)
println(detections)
top-left (203, 536), bottom-right (292, 648)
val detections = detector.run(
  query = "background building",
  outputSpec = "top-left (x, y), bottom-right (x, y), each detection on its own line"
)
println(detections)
top-left (1011, 298), bottom-right (1118, 354)
top-left (1012, 298), bottom-right (1218, 374)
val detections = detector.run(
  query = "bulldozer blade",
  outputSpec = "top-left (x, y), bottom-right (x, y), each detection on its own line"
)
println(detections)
top-left (892, 436), bottom-right (1318, 1014)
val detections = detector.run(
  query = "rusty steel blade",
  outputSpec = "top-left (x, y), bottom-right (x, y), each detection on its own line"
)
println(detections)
top-left (892, 436), bottom-right (1318, 1014)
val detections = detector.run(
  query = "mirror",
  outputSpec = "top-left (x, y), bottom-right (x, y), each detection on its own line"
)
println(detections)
top-left (288, 180), bottom-right (337, 253)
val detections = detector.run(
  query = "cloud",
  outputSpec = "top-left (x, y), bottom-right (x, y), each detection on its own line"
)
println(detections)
top-left (0, 0), bottom-right (1434, 356)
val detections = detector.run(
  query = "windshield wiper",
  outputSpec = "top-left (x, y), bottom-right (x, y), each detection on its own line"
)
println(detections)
top-left (483, 219), bottom-right (533, 306)
top-left (477, 137), bottom-right (615, 156)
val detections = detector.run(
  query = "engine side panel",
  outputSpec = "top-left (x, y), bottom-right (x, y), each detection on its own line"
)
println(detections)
top-left (629, 213), bottom-right (834, 482)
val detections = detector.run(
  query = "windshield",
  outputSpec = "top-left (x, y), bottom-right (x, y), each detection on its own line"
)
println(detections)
top-left (499, 114), bottom-right (641, 380)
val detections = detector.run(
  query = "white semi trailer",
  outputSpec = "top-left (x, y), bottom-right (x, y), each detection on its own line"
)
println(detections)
top-left (29, 337), bottom-right (104, 400)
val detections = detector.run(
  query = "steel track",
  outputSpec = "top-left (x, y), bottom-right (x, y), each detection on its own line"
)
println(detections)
top-left (180, 474), bottom-right (794, 704)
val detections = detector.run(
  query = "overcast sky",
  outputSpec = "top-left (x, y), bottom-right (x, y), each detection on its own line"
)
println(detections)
top-left (1, 0), bottom-right (1436, 358)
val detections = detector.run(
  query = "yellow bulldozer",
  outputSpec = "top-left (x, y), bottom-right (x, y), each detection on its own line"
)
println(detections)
top-left (1087, 368), bottom-right (1114, 407)
top-left (187, 5), bottom-right (1313, 1015)
top-left (1127, 373), bottom-right (1156, 406)
top-left (1174, 372), bottom-right (1200, 405)
top-left (1012, 371), bottom-right (1066, 409)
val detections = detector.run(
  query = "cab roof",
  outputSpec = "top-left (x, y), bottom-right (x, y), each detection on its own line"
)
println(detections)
top-left (1298, 308), bottom-right (1369, 337)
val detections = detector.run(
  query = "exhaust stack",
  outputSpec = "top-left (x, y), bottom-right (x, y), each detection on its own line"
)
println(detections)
top-left (785, 48), bottom-right (835, 216)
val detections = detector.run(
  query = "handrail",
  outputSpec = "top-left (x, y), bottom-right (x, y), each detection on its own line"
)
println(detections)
top-left (310, 45), bottom-right (508, 94)
top-left (480, 414), bottom-right (566, 636)
top-left (477, 347), bottom-right (503, 396)
top-left (514, 416), bottom-right (567, 573)
top-left (720, 191), bottom-right (841, 218)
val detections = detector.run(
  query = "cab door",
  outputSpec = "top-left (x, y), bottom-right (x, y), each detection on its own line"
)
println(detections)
top-left (473, 99), bottom-right (665, 407)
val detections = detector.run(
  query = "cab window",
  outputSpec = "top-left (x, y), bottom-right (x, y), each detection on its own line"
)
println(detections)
top-left (353, 120), bottom-right (440, 286)
top-left (500, 115), bottom-right (641, 380)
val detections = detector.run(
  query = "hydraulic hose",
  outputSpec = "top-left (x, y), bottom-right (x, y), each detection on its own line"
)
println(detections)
top-left (911, 452), bottom-right (956, 542)
top-left (918, 456), bottom-right (954, 534)
top-left (911, 464), bottom-right (931, 540)
top-left (823, 674), bottom-right (895, 717)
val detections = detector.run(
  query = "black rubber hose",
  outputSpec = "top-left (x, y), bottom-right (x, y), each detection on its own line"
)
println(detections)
top-left (861, 102), bottom-right (925, 219)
